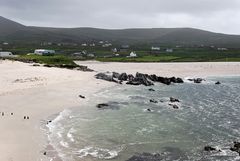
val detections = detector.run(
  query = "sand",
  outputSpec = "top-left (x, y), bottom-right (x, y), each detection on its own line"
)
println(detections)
top-left (0, 60), bottom-right (240, 161)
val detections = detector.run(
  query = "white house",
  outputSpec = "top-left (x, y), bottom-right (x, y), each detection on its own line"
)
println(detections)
top-left (151, 46), bottom-right (160, 51)
top-left (217, 48), bottom-right (228, 51)
top-left (0, 51), bottom-right (15, 57)
top-left (34, 49), bottom-right (55, 55)
top-left (127, 51), bottom-right (137, 58)
top-left (166, 48), bottom-right (173, 53)
top-left (81, 43), bottom-right (87, 47)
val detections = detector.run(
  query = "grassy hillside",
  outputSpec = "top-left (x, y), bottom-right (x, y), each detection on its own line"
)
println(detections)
top-left (1, 16), bottom-right (240, 47)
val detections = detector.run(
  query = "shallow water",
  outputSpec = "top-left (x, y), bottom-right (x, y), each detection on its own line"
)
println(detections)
top-left (47, 76), bottom-right (240, 161)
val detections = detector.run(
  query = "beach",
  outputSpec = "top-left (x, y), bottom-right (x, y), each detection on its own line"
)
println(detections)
top-left (0, 60), bottom-right (240, 161)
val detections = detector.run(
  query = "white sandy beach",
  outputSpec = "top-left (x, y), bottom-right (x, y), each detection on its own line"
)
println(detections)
top-left (0, 60), bottom-right (240, 161)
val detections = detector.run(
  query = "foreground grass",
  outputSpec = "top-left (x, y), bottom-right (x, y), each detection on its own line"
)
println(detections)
top-left (18, 55), bottom-right (78, 66)
top-left (6, 54), bottom-right (93, 71)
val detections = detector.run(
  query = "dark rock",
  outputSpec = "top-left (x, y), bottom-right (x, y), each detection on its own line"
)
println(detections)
top-left (32, 63), bottom-right (40, 67)
top-left (96, 102), bottom-right (121, 110)
top-left (148, 74), bottom-right (158, 82)
top-left (112, 72), bottom-right (120, 79)
top-left (126, 153), bottom-right (163, 161)
top-left (215, 81), bottom-right (221, 85)
top-left (126, 81), bottom-right (142, 86)
top-left (43, 152), bottom-right (47, 155)
top-left (118, 73), bottom-right (128, 81)
top-left (79, 95), bottom-right (85, 99)
top-left (170, 97), bottom-right (180, 103)
top-left (147, 108), bottom-right (152, 112)
top-left (176, 77), bottom-right (184, 83)
top-left (95, 73), bottom-right (118, 83)
top-left (133, 72), bottom-right (154, 86)
top-left (150, 99), bottom-right (158, 103)
top-left (157, 77), bottom-right (171, 85)
top-left (128, 74), bottom-right (135, 81)
top-left (24, 116), bottom-right (26, 119)
top-left (43, 64), bottom-right (54, 68)
top-left (97, 103), bottom-right (109, 109)
top-left (148, 88), bottom-right (155, 92)
top-left (230, 141), bottom-right (240, 155)
top-left (188, 78), bottom-right (205, 84)
top-left (11, 113), bottom-right (13, 115)
top-left (169, 104), bottom-right (179, 109)
top-left (204, 146), bottom-right (217, 152)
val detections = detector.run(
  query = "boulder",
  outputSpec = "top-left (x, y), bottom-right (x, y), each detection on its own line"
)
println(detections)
top-left (188, 78), bottom-right (205, 84)
top-left (97, 103), bottom-right (109, 109)
top-left (112, 72), bottom-right (120, 79)
top-left (128, 74), bottom-right (135, 81)
top-left (79, 95), bottom-right (85, 99)
top-left (157, 77), bottom-right (171, 85)
top-left (150, 99), bottom-right (158, 103)
top-left (170, 97), bottom-right (180, 103)
top-left (230, 141), bottom-right (240, 155)
top-left (95, 73), bottom-right (118, 83)
top-left (215, 81), bottom-right (221, 85)
top-left (118, 73), bottom-right (128, 81)
top-left (169, 104), bottom-right (179, 109)
top-left (204, 146), bottom-right (217, 152)
top-left (148, 88), bottom-right (155, 92)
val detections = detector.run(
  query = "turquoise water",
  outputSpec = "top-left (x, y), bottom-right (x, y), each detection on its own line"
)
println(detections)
top-left (47, 76), bottom-right (240, 161)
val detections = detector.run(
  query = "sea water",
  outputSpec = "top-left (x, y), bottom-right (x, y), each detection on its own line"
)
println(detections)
top-left (47, 76), bottom-right (240, 161)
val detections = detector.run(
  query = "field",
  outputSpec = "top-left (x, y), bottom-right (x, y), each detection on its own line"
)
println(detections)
top-left (1, 44), bottom-right (240, 62)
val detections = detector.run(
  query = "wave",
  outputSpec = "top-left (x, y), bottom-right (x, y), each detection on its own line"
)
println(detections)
top-left (77, 146), bottom-right (119, 159)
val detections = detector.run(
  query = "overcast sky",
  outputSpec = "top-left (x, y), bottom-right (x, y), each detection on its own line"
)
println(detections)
top-left (1, 0), bottom-right (240, 34)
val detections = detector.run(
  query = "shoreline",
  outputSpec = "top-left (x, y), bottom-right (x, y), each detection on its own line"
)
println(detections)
top-left (0, 60), bottom-right (240, 161)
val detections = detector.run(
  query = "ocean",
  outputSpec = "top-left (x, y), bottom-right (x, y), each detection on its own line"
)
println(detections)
top-left (47, 76), bottom-right (240, 161)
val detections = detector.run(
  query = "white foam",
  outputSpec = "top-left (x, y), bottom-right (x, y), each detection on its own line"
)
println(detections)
top-left (60, 141), bottom-right (69, 148)
top-left (77, 146), bottom-right (119, 159)
top-left (67, 128), bottom-right (75, 142)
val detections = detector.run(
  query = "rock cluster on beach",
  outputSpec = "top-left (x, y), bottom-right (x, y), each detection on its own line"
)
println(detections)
top-left (95, 72), bottom-right (184, 86)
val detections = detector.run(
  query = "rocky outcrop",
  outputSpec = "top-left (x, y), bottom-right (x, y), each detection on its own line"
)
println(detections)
top-left (118, 73), bottom-right (128, 81)
top-left (188, 78), bottom-right (205, 83)
top-left (95, 72), bottom-right (184, 86)
top-left (230, 141), bottom-right (240, 155)
top-left (95, 73), bottom-right (118, 83)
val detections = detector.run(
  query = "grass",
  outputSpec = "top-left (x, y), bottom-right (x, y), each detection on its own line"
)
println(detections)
top-left (19, 55), bottom-right (77, 66)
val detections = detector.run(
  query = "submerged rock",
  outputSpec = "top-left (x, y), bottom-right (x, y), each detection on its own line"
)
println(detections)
top-left (215, 81), bottom-right (221, 85)
top-left (148, 88), bottom-right (155, 92)
top-left (204, 146), bottom-right (217, 152)
top-left (188, 78), bottom-right (205, 84)
top-left (126, 153), bottom-right (163, 161)
top-left (150, 99), bottom-right (158, 103)
top-left (170, 97), bottom-right (180, 103)
top-left (97, 103), bottom-right (109, 109)
top-left (79, 95), bottom-right (85, 99)
top-left (169, 104), bottom-right (179, 109)
top-left (96, 102), bottom-right (122, 110)
top-left (230, 141), bottom-right (240, 155)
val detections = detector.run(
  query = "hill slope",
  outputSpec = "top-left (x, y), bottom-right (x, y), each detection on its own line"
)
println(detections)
top-left (0, 16), bottom-right (240, 47)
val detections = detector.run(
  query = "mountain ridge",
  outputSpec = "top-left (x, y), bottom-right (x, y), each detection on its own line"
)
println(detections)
top-left (1, 16), bottom-right (240, 47)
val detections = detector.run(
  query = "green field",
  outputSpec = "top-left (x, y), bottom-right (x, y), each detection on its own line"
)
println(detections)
top-left (2, 44), bottom-right (240, 62)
